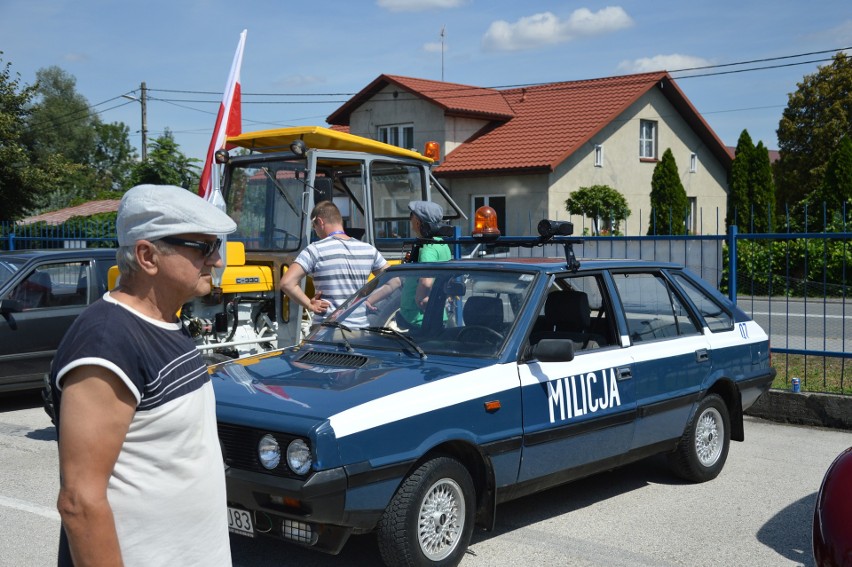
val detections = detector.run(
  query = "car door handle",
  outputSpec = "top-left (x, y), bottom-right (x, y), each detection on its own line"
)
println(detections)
top-left (616, 366), bottom-right (632, 380)
top-left (696, 349), bottom-right (709, 363)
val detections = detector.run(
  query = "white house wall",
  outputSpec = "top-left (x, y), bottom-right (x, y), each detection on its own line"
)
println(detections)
top-left (551, 88), bottom-right (728, 235)
top-left (347, 85), bottom-right (448, 153)
top-left (439, 174), bottom-right (551, 236)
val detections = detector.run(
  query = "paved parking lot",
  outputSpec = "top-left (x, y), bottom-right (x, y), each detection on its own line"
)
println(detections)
top-left (1, 390), bottom-right (848, 567)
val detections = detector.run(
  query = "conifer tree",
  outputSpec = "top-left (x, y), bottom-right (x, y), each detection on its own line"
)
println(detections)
top-left (750, 142), bottom-right (775, 232)
top-left (727, 130), bottom-right (754, 230)
top-left (648, 149), bottom-right (688, 235)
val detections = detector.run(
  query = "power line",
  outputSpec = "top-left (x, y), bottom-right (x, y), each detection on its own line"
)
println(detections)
top-left (141, 46), bottom-right (851, 100)
top-left (34, 45), bottom-right (852, 137)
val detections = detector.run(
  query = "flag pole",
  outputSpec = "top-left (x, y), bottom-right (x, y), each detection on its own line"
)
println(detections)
top-left (199, 29), bottom-right (247, 285)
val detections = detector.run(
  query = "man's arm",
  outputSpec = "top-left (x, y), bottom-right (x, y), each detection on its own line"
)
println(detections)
top-left (57, 365), bottom-right (136, 567)
top-left (364, 276), bottom-right (401, 312)
top-left (280, 263), bottom-right (328, 315)
top-left (415, 277), bottom-right (436, 311)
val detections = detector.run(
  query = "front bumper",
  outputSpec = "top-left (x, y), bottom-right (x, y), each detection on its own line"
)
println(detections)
top-left (225, 466), bottom-right (382, 554)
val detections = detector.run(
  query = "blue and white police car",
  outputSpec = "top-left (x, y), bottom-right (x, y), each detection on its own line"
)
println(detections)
top-left (211, 217), bottom-right (775, 567)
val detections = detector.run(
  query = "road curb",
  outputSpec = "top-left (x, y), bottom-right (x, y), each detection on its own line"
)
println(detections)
top-left (745, 389), bottom-right (852, 430)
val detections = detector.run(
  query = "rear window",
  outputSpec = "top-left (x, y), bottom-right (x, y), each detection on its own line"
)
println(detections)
top-left (671, 272), bottom-right (733, 332)
top-left (611, 272), bottom-right (700, 343)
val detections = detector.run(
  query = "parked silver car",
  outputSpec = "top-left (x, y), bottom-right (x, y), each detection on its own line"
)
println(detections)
top-left (0, 248), bottom-right (116, 393)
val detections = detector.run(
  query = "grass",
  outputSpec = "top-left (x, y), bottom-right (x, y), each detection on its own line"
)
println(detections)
top-left (770, 352), bottom-right (849, 395)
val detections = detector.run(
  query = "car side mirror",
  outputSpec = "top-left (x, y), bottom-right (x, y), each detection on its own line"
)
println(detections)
top-left (526, 338), bottom-right (575, 362)
top-left (0, 298), bottom-right (23, 315)
top-left (0, 298), bottom-right (23, 330)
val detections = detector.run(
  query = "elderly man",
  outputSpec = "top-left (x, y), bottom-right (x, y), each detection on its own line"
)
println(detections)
top-left (50, 184), bottom-right (236, 566)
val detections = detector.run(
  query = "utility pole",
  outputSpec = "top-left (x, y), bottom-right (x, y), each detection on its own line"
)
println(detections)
top-left (123, 82), bottom-right (148, 160)
top-left (140, 81), bottom-right (148, 161)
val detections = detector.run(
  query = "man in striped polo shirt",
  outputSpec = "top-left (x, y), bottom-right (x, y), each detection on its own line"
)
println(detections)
top-left (280, 201), bottom-right (388, 329)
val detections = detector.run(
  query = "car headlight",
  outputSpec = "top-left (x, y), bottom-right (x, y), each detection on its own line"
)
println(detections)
top-left (258, 434), bottom-right (281, 470)
top-left (287, 439), bottom-right (312, 475)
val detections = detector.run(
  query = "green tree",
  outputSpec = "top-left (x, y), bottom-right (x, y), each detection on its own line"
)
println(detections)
top-left (648, 148), bottom-right (688, 235)
top-left (24, 66), bottom-right (98, 164)
top-left (19, 66), bottom-right (137, 212)
top-left (92, 121), bottom-right (137, 191)
top-left (776, 52), bottom-right (852, 208)
top-left (129, 131), bottom-right (200, 188)
top-left (811, 135), bottom-right (852, 222)
top-left (564, 184), bottom-right (630, 235)
top-left (0, 54), bottom-right (72, 220)
top-left (750, 142), bottom-right (775, 232)
top-left (727, 130), bottom-right (754, 229)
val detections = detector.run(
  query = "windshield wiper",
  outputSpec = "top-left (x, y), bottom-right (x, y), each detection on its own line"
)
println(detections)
top-left (260, 166), bottom-right (300, 216)
top-left (362, 326), bottom-right (427, 359)
top-left (320, 321), bottom-right (354, 352)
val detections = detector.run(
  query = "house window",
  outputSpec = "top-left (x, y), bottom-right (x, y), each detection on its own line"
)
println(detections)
top-left (594, 144), bottom-right (604, 167)
top-left (378, 124), bottom-right (414, 150)
top-left (473, 195), bottom-right (506, 235)
top-left (687, 197), bottom-right (698, 234)
top-left (639, 120), bottom-right (657, 159)
top-left (689, 152), bottom-right (698, 173)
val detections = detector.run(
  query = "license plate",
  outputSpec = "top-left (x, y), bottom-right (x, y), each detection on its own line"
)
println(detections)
top-left (228, 507), bottom-right (254, 537)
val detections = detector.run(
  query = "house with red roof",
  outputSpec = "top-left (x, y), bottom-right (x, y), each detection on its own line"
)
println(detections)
top-left (327, 73), bottom-right (732, 235)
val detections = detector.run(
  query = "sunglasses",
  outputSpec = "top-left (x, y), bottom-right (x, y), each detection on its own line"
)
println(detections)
top-left (160, 236), bottom-right (222, 259)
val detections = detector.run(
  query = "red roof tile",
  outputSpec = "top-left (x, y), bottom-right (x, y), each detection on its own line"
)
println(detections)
top-left (438, 72), bottom-right (670, 175)
top-left (18, 200), bottom-right (121, 226)
top-left (327, 74), bottom-right (515, 125)
top-left (328, 71), bottom-right (732, 176)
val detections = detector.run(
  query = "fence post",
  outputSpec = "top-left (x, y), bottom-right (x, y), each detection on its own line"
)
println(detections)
top-left (8, 231), bottom-right (15, 251)
top-left (728, 225), bottom-right (738, 304)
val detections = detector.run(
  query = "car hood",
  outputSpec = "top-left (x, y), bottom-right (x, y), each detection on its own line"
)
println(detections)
top-left (210, 344), bottom-right (485, 429)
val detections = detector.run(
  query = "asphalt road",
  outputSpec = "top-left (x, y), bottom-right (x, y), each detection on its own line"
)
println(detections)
top-left (1, 390), bottom-right (849, 567)
top-left (741, 297), bottom-right (852, 354)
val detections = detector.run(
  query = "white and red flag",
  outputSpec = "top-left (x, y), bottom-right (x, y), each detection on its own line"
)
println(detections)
top-left (199, 29), bottom-right (246, 284)
top-left (198, 28), bottom-right (247, 208)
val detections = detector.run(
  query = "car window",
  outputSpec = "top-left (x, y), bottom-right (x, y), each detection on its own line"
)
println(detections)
top-left (530, 274), bottom-right (615, 351)
top-left (671, 272), bottom-right (733, 332)
top-left (311, 268), bottom-right (537, 357)
top-left (611, 272), bottom-right (700, 343)
top-left (7, 261), bottom-right (90, 309)
top-left (0, 258), bottom-right (26, 289)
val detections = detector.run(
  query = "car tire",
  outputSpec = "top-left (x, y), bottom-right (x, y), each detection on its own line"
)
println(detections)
top-left (668, 393), bottom-right (730, 483)
top-left (377, 456), bottom-right (475, 567)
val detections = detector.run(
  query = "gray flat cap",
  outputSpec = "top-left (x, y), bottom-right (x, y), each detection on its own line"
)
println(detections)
top-left (117, 184), bottom-right (237, 246)
top-left (408, 200), bottom-right (444, 224)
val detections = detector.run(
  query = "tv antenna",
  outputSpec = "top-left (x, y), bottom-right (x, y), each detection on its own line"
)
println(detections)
top-left (440, 25), bottom-right (446, 81)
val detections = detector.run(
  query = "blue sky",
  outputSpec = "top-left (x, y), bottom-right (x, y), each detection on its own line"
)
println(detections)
top-left (2, 0), bottom-right (851, 163)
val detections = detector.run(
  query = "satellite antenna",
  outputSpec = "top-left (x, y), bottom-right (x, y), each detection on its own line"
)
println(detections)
top-left (440, 25), bottom-right (446, 81)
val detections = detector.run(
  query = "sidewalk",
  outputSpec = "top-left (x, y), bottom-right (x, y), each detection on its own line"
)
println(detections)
top-left (745, 389), bottom-right (852, 430)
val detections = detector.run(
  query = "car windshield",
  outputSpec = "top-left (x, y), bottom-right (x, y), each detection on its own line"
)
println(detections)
top-left (308, 267), bottom-right (538, 357)
top-left (0, 257), bottom-right (26, 289)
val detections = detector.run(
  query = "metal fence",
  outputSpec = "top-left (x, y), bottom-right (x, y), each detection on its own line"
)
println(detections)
top-left (3, 217), bottom-right (849, 394)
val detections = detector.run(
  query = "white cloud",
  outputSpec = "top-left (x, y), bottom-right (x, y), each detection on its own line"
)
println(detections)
top-left (617, 54), bottom-right (714, 73)
top-left (377, 0), bottom-right (466, 12)
top-left (815, 19), bottom-right (852, 45)
top-left (482, 6), bottom-right (634, 52)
